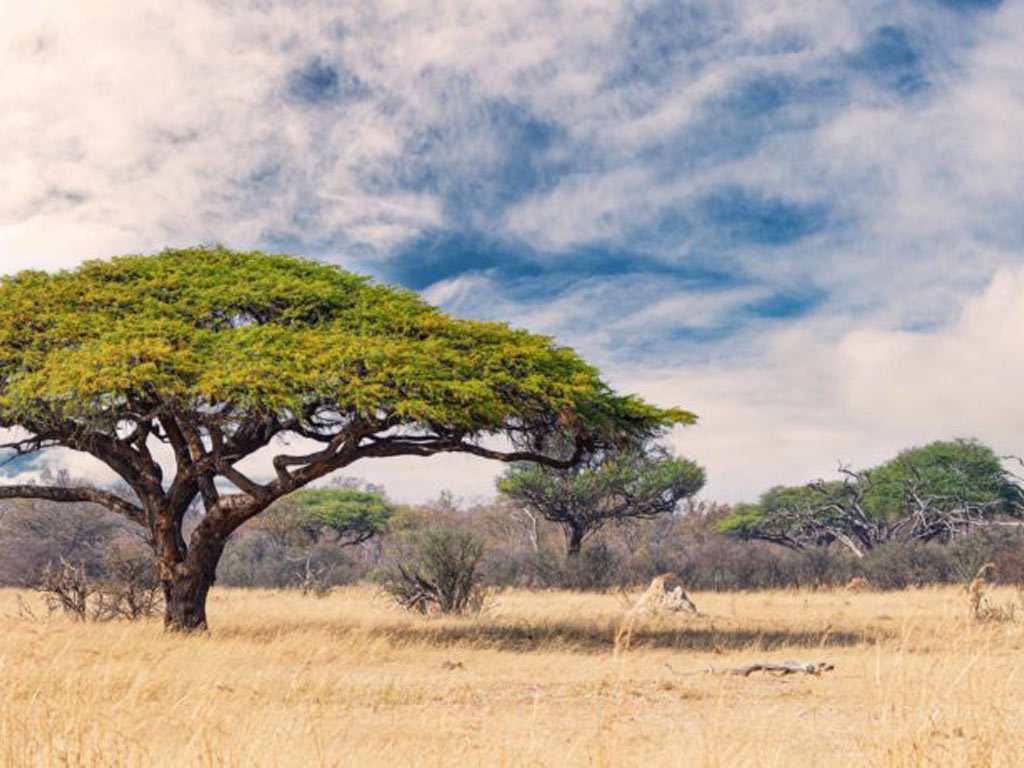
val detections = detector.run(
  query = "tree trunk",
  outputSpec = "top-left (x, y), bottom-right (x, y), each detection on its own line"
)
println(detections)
top-left (161, 536), bottom-right (226, 632)
top-left (163, 570), bottom-right (213, 632)
top-left (566, 524), bottom-right (585, 558)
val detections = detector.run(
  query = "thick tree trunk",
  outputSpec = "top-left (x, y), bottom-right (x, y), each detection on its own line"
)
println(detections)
top-left (163, 567), bottom-right (215, 632)
top-left (161, 535), bottom-right (226, 632)
top-left (566, 524), bottom-right (585, 558)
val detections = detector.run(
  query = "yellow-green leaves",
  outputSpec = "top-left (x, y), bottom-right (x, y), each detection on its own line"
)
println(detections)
top-left (0, 246), bottom-right (692, 442)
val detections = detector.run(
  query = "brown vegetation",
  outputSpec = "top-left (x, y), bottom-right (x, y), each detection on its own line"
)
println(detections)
top-left (2, 585), bottom-right (1023, 766)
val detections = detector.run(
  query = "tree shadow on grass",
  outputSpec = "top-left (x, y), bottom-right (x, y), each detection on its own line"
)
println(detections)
top-left (363, 620), bottom-right (885, 654)
top-left (214, 615), bottom-right (890, 652)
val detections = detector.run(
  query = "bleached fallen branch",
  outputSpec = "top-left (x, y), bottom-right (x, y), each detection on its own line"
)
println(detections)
top-left (667, 660), bottom-right (834, 677)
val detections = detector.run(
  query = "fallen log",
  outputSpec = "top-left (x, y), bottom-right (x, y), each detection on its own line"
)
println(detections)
top-left (718, 661), bottom-right (834, 676)
top-left (667, 661), bottom-right (834, 677)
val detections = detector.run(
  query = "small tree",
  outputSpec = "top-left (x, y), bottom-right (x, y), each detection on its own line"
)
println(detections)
top-left (0, 248), bottom-right (692, 630)
top-left (497, 443), bottom-right (705, 557)
top-left (250, 486), bottom-right (394, 547)
top-left (247, 485), bottom-right (394, 594)
top-left (718, 439), bottom-right (1024, 557)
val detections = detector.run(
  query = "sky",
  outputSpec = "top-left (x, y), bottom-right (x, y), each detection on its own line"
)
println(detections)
top-left (2, 0), bottom-right (1024, 504)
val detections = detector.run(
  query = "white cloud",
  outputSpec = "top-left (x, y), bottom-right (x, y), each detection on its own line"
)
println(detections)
top-left (3, 0), bottom-right (1024, 507)
top-left (0, 0), bottom-right (446, 271)
top-left (624, 265), bottom-right (1024, 502)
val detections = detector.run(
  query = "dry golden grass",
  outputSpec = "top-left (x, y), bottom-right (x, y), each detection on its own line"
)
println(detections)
top-left (1, 584), bottom-right (1023, 767)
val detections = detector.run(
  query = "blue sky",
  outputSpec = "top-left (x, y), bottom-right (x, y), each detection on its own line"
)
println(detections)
top-left (2, 0), bottom-right (1024, 502)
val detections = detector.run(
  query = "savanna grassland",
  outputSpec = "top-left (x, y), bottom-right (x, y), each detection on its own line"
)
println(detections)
top-left (1, 585), bottom-right (1022, 767)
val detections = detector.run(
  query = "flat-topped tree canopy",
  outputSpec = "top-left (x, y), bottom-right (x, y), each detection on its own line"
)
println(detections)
top-left (0, 246), bottom-right (695, 630)
top-left (717, 439), bottom-right (1022, 558)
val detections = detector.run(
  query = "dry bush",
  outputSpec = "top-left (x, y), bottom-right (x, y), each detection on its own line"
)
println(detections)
top-left (34, 552), bottom-right (161, 622)
top-left (378, 527), bottom-right (485, 614)
top-left (293, 555), bottom-right (334, 597)
top-left (36, 559), bottom-right (92, 620)
top-left (94, 550), bottom-right (163, 621)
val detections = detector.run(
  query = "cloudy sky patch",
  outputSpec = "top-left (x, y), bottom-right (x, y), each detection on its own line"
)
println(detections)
top-left (1, 0), bottom-right (1022, 502)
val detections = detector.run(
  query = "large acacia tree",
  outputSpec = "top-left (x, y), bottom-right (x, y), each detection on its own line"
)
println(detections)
top-left (0, 248), bottom-right (693, 630)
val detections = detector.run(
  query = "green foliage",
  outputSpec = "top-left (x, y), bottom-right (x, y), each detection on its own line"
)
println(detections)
top-left (498, 447), bottom-right (705, 511)
top-left (252, 487), bottom-right (394, 546)
top-left (497, 443), bottom-right (705, 554)
top-left (0, 246), bottom-right (692, 446)
top-left (377, 527), bottom-right (485, 614)
top-left (717, 439), bottom-right (1022, 552)
top-left (289, 488), bottom-right (394, 542)
top-left (714, 504), bottom-right (768, 536)
top-left (716, 482), bottom-right (845, 541)
top-left (862, 440), bottom-right (1021, 521)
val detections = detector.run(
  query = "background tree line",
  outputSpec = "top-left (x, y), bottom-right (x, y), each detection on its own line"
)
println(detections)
top-left (5, 438), bottom-right (1024, 601)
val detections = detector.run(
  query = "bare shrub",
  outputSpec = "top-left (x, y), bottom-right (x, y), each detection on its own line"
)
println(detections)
top-left (93, 550), bottom-right (162, 621)
top-left (34, 550), bottom-right (161, 622)
top-left (37, 559), bottom-right (91, 620)
top-left (294, 555), bottom-right (334, 597)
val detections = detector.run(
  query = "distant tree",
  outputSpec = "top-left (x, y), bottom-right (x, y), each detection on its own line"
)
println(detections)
top-left (497, 443), bottom-right (705, 557)
top-left (718, 439), bottom-right (1023, 558)
top-left (242, 485), bottom-right (395, 594)
top-left (250, 486), bottom-right (394, 548)
top-left (0, 247), bottom-right (693, 630)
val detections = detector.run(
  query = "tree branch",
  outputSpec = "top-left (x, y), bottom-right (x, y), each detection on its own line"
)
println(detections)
top-left (359, 436), bottom-right (584, 468)
top-left (0, 484), bottom-right (146, 527)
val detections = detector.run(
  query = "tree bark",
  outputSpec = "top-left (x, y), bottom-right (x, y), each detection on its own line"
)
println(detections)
top-left (160, 531), bottom-right (227, 632)
top-left (163, 570), bottom-right (214, 632)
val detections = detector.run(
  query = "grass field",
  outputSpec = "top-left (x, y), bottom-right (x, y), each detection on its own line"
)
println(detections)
top-left (1, 584), bottom-right (1022, 767)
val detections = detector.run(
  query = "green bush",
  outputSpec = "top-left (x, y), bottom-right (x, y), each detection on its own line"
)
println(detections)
top-left (377, 527), bottom-right (485, 614)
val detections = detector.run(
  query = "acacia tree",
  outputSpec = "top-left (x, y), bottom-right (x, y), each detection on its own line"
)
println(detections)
top-left (496, 443), bottom-right (705, 557)
top-left (718, 439), bottom-right (1023, 558)
top-left (0, 248), bottom-right (692, 630)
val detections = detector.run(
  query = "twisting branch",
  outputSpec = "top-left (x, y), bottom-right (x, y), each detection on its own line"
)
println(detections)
top-left (0, 485), bottom-right (146, 527)
top-left (667, 661), bottom-right (835, 677)
top-left (359, 435), bottom-right (586, 469)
